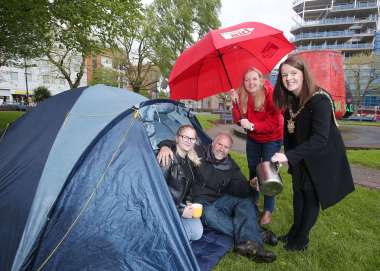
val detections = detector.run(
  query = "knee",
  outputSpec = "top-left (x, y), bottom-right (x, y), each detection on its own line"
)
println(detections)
top-left (192, 224), bottom-right (204, 241)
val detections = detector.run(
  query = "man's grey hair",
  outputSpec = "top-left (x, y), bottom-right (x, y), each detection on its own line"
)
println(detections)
top-left (213, 132), bottom-right (234, 145)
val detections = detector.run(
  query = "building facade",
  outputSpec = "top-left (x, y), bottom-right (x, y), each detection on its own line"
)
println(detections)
top-left (291, 0), bottom-right (380, 109)
top-left (291, 0), bottom-right (379, 56)
top-left (0, 56), bottom-right (87, 104)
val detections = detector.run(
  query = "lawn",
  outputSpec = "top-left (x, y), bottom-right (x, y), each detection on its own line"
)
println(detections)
top-left (215, 151), bottom-right (380, 271)
top-left (0, 111), bottom-right (24, 135)
top-left (339, 120), bottom-right (380, 127)
top-left (195, 113), bottom-right (219, 130)
top-left (347, 149), bottom-right (380, 170)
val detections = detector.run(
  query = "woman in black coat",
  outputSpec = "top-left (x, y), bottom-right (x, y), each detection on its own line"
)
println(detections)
top-left (271, 55), bottom-right (355, 251)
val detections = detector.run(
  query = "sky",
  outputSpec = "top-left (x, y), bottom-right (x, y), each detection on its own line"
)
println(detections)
top-left (219, 0), bottom-right (297, 38)
top-left (142, 0), bottom-right (298, 38)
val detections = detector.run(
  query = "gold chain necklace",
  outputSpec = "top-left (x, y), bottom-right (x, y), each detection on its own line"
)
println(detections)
top-left (287, 90), bottom-right (338, 134)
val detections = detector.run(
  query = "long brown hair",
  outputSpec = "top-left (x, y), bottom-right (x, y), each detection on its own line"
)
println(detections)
top-left (273, 55), bottom-right (317, 109)
top-left (237, 67), bottom-right (266, 114)
top-left (176, 125), bottom-right (201, 166)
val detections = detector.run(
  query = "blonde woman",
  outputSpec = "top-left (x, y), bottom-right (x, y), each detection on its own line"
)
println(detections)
top-left (231, 67), bottom-right (283, 225)
top-left (160, 125), bottom-right (203, 241)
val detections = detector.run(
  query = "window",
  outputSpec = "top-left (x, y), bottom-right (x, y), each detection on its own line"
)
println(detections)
top-left (10, 72), bottom-right (18, 81)
top-left (26, 73), bottom-right (32, 82)
top-left (42, 75), bottom-right (50, 84)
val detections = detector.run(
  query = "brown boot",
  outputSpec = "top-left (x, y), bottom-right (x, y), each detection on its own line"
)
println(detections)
top-left (235, 240), bottom-right (276, 263)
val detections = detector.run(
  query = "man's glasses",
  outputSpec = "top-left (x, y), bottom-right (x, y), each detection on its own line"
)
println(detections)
top-left (179, 134), bottom-right (197, 143)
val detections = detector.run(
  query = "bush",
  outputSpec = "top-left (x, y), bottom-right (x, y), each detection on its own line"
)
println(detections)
top-left (33, 86), bottom-right (51, 103)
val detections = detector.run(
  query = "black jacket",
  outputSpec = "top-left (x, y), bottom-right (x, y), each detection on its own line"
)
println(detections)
top-left (284, 90), bottom-right (355, 209)
top-left (159, 140), bottom-right (253, 204)
top-left (161, 149), bottom-right (195, 215)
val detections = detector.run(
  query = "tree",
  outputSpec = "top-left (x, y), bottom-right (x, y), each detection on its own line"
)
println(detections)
top-left (33, 86), bottom-right (51, 103)
top-left (89, 67), bottom-right (119, 87)
top-left (345, 53), bottom-right (378, 108)
top-left (46, 0), bottom-right (143, 89)
top-left (111, 14), bottom-right (159, 93)
top-left (146, 0), bottom-right (221, 78)
top-left (0, 0), bottom-right (50, 66)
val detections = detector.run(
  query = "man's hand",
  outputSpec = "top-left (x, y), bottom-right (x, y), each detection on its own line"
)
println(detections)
top-left (182, 204), bottom-right (193, 219)
top-left (157, 146), bottom-right (174, 167)
top-left (249, 177), bottom-right (260, 191)
top-left (271, 152), bottom-right (288, 163)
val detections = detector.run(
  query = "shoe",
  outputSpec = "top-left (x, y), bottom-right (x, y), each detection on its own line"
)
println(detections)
top-left (278, 234), bottom-right (289, 243)
top-left (284, 237), bottom-right (309, 252)
top-left (235, 240), bottom-right (276, 263)
top-left (261, 229), bottom-right (278, 246)
top-left (260, 211), bottom-right (272, 225)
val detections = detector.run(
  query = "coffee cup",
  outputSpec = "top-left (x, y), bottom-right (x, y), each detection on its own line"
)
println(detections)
top-left (192, 203), bottom-right (203, 218)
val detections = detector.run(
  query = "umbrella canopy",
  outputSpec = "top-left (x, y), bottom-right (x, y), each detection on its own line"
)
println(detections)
top-left (169, 21), bottom-right (295, 100)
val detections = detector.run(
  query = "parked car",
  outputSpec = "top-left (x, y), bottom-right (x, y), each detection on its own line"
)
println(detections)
top-left (0, 102), bottom-right (28, 111)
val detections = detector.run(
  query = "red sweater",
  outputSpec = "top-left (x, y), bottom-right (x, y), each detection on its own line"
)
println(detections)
top-left (232, 81), bottom-right (283, 143)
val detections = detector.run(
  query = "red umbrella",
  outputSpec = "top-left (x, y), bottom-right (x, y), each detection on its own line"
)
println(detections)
top-left (169, 22), bottom-right (295, 100)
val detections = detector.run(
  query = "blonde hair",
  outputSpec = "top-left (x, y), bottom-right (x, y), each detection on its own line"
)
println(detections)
top-left (176, 125), bottom-right (201, 166)
top-left (237, 67), bottom-right (266, 114)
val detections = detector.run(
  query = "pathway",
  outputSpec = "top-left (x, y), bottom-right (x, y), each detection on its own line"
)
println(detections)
top-left (205, 123), bottom-right (380, 190)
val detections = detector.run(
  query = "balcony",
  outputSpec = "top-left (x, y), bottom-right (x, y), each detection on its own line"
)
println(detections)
top-left (296, 43), bottom-right (373, 51)
top-left (291, 15), bottom-right (378, 31)
top-left (332, 2), bottom-right (378, 11)
top-left (293, 30), bottom-right (355, 41)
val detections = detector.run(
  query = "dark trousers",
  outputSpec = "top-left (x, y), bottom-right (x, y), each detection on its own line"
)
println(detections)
top-left (288, 166), bottom-right (320, 244)
top-left (201, 195), bottom-right (262, 245)
top-left (246, 137), bottom-right (282, 212)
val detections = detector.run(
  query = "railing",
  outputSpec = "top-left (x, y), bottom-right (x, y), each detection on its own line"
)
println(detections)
top-left (293, 29), bottom-right (376, 41)
top-left (291, 15), bottom-right (378, 30)
top-left (332, 2), bottom-right (378, 11)
top-left (296, 43), bottom-right (373, 51)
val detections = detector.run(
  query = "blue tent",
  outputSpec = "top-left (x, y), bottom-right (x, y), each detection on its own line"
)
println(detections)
top-left (1, 85), bottom-right (227, 271)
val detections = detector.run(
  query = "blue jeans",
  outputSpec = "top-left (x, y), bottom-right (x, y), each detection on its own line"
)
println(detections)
top-left (201, 195), bottom-right (262, 245)
top-left (181, 217), bottom-right (203, 241)
top-left (246, 138), bottom-right (282, 213)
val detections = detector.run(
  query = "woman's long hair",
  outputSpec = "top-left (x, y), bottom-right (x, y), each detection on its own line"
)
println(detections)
top-left (176, 125), bottom-right (201, 166)
top-left (236, 67), bottom-right (266, 114)
top-left (273, 55), bottom-right (317, 110)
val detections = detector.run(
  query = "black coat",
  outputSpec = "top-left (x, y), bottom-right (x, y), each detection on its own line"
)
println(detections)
top-left (284, 91), bottom-right (355, 209)
top-left (158, 140), bottom-right (253, 204)
top-left (191, 144), bottom-right (253, 203)
top-left (161, 150), bottom-right (195, 214)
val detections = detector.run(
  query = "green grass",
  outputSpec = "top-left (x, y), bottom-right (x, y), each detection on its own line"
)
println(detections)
top-left (347, 149), bottom-right (380, 170)
top-left (217, 151), bottom-right (380, 271)
top-left (196, 113), bottom-right (219, 130)
top-left (339, 120), bottom-right (380, 127)
top-left (0, 111), bottom-right (24, 135)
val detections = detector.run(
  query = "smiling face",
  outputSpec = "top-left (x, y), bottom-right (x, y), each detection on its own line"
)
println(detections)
top-left (280, 64), bottom-right (304, 97)
top-left (176, 127), bottom-right (197, 154)
top-left (211, 134), bottom-right (232, 160)
top-left (243, 70), bottom-right (263, 94)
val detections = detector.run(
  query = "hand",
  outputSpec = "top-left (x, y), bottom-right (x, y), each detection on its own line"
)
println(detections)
top-left (271, 152), bottom-right (288, 163)
top-left (240, 118), bottom-right (254, 131)
top-left (182, 204), bottom-right (193, 219)
top-left (157, 146), bottom-right (174, 167)
top-left (249, 177), bottom-right (260, 191)
top-left (229, 89), bottom-right (238, 103)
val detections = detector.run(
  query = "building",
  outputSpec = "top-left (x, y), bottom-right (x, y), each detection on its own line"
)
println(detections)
top-left (291, 0), bottom-right (379, 56)
top-left (290, 0), bottom-right (380, 109)
top-left (0, 56), bottom-right (87, 104)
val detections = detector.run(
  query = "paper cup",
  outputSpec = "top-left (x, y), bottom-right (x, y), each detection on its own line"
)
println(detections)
top-left (192, 203), bottom-right (203, 218)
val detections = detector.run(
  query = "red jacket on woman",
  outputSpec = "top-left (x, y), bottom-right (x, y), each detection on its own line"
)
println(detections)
top-left (232, 81), bottom-right (283, 143)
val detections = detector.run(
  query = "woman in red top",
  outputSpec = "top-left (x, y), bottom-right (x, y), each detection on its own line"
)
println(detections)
top-left (231, 67), bottom-right (283, 225)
